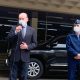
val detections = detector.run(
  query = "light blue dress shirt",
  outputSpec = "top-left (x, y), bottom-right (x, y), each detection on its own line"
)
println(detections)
top-left (21, 24), bottom-right (27, 38)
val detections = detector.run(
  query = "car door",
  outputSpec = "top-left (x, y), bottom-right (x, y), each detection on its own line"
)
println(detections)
top-left (0, 25), bottom-right (11, 53)
top-left (49, 36), bottom-right (67, 71)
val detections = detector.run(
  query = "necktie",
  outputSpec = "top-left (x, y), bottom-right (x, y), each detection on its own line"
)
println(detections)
top-left (21, 27), bottom-right (26, 38)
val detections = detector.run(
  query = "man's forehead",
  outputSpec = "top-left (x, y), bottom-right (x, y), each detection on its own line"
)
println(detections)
top-left (74, 24), bottom-right (80, 26)
top-left (19, 13), bottom-right (28, 18)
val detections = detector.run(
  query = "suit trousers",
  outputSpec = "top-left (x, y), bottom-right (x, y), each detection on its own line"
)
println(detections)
top-left (9, 60), bottom-right (29, 80)
top-left (68, 56), bottom-right (80, 80)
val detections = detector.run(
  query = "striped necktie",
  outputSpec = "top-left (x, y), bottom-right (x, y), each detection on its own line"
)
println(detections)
top-left (21, 26), bottom-right (26, 38)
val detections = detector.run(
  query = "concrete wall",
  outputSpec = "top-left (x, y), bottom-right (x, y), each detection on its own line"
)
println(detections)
top-left (0, 0), bottom-right (80, 15)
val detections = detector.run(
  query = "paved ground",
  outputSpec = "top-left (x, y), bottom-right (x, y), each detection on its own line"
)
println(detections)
top-left (0, 71), bottom-right (67, 80)
top-left (0, 77), bottom-right (67, 80)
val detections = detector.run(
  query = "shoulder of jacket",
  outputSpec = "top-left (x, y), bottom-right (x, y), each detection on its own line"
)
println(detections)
top-left (67, 33), bottom-right (75, 38)
top-left (28, 26), bottom-right (35, 31)
top-left (10, 26), bottom-right (16, 31)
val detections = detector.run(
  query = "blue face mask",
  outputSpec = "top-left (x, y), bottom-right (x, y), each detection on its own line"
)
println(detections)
top-left (19, 20), bottom-right (27, 27)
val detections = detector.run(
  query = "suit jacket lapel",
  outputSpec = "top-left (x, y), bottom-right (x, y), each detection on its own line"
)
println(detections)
top-left (18, 26), bottom-right (31, 41)
top-left (18, 30), bottom-right (23, 41)
top-left (24, 26), bottom-right (30, 40)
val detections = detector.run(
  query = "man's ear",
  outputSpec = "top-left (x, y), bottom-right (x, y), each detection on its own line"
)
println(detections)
top-left (26, 17), bottom-right (29, 22)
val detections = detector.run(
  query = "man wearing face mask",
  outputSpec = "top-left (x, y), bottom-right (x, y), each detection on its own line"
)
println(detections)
top-left (66, 19), bottom-right (80, 80)
top-left (7, 12), bottom-right (37, 80)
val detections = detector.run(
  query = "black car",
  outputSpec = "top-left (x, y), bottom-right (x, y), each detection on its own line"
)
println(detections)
top-left (27, 35), bottom-right (67, 79)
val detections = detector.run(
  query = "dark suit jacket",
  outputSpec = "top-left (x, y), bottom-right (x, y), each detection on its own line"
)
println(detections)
top-left (7, 25), bottom-right (37, 62)
top-left (66, 32), bottom-right (80, 57)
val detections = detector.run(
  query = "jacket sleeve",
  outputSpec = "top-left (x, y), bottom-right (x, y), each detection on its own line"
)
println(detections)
top-left (66, 35), bottom-right (78, 57)
top-left (28, 28), bottom-right (37, 50)
top-left (7, 26), bottom-right (18, 39)
top-left (6, 26), bottom-right (18, 49)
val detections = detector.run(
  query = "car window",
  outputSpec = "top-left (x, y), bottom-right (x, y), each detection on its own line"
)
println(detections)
top-left (51, 36), bottom-right (66, 49)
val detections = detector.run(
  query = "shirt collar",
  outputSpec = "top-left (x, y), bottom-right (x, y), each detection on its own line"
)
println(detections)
top-left (23, 23), bottom-right (27, 28)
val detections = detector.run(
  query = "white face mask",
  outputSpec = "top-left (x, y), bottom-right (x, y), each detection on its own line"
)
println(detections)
top-left (19, 20), bottom-right (27, 27)
top-left (73, 27), bottom-right (80, 33)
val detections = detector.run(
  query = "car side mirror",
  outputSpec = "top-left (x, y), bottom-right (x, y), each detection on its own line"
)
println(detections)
top-left (50, 42), bottom-right (58, 48)
top-left (52, 42), bottom-right (58, 46)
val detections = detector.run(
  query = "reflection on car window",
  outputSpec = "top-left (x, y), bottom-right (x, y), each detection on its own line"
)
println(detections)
top-left (53, 36), bottom-right (66, 44)
top-left (52, 36), bottom-right (66, 49)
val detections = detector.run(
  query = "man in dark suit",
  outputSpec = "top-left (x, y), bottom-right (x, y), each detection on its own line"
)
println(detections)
top-left (7, 12), bottom-right (37, 80)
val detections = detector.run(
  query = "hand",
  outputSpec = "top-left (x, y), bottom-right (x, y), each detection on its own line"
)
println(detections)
top-left (74, 54), bottom-right (80, 60)
top-left (15, 26), bottom-right (22, 33)
top-left (20, 42), bottom-right (28, 50)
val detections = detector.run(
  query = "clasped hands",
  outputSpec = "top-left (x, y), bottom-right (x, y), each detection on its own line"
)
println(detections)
top-left (74, 54), bottom-right (80, 60)
top-left (20, 42), bottom-right (28, 50)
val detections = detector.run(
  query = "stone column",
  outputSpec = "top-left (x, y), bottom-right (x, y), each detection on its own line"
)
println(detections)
top-left (31, 11), bottom-right (38, 32)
